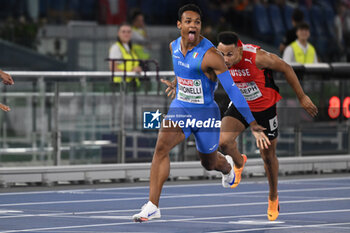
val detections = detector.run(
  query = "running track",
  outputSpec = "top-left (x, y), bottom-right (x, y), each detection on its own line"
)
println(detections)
top-left (0, 175), bottom-right (349, 232)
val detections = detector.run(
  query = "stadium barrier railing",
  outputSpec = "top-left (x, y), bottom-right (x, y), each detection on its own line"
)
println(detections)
top-left (0, 63), bottom-right (349, 186)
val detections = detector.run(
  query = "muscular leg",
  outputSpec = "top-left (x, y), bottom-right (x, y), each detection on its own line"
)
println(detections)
top-left (260, 138), bottom-right (278, 201)
top-left (219, 116), bottom-right (246, 168)
top-left (149, 121), bottom-right (185, 206)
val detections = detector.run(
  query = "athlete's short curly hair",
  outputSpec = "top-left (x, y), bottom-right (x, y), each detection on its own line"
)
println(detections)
top-left (178, 4), bottom-right (202, 21)
top-left (217, 31), bottom-right (239, 46)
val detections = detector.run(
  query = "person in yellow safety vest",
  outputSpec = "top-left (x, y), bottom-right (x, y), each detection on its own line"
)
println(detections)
top-left (109, 23), bottom-right (142, 86)
top-left (282, 22), bottom-right (318, 64)
top-left (131, 10), bottom-right (150, 60)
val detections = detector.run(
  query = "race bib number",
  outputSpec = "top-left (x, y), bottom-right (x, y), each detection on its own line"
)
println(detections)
top-left (177, 77), bottom-right (204, 104)
top-left (269, 115), bottom-right (278, 131)
top-left (236, 82), bottom-right (262, 101)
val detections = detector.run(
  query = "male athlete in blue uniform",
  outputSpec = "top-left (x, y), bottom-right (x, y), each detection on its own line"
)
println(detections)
top-left (132, 4), bottom-right (270, 222)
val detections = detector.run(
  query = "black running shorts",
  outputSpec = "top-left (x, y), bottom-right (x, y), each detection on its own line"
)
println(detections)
top-left (224, 103), bottom-right (278, 140)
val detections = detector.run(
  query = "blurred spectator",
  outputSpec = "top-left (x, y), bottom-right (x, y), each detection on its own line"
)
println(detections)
top-left (46, 0), bottom-right (74, 24)
top-left (108, 23), bottom-right (142, 86)
top-left (99, 0), bottom-right (127, 24)
top-left (285, 1), bottom-right (298, 8)
top-left (228, 0), bottom-right (252, 34)
top-left (279, 8), bottom-right (304, 54)
top-left (282, 22), bottom-right (318, 64)
top-left (130, 10), bottom-right (147, 44)
top-left (234, 0), bottom-right (250, 11)
top-left (26, 0), bottom-right (39, 22)
top-left (206, 0), bottom-right (227, 24)
top-left (299, 0), bottom-right (312, 8)
top-left (335, 0), bottom-right (350, 61)
top-left (130, 10), bottom-right (150, 60)
top-left (0, 15), bottom-right (39, 50)
top-left (202, 24), bottom-right (217, 44)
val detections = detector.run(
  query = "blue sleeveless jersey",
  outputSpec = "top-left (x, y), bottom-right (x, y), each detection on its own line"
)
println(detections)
top-left (171, 37), bottom-right (218, 106)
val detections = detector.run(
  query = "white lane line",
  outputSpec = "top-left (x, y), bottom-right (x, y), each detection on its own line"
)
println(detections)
top-left (56, 191), bottom-right (145, 196)
top-left (1, 209), bottom-right (350, 233)
top-left (1, 197), bottom-right (350, 220)
top-left (89, 215), bottom-right (131, 220)
top-left (179, 220), bottom-right (286, 225)
top-left (1, 186), bottom-right (350, 207)
top-left (40, 231), bottom-right (124, 233)
top-left (208, 222), bottom-right (350, 233)
top-left (0, 210), bottom-right (23, 214)
top-left (229, 220), bottom-right (285, 225)
top-left (0, 176), bottom-right (349, 196)
top-left (0, 222), bottom-right (134, 233)
top-left (0, 182), bottom-right (215, 196)
top-left (277, 176), bottom-right (350, 183)
top-left (322, 226), bottom-right (350, 231)
top-left (88, 214), bottom-right (195, 220)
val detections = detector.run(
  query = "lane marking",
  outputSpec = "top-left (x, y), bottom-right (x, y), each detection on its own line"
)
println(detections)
top-left (0, 210), bottom-right (23, 214)
top-left (209, 222), bottom-right (350, 233)
top-left (56, 191), bottom-right (145, 196)
top-left (0, 176), bottom-right (349, 196)
top-left (89, 215), bottom-right (131, 220)
top-left (229, 220), bottom-right (285, 225)
top-left (0, 222), bottom-right (135, 233)
top-left (1, 209), bottom-right (350, 233)
top-left (1, 197), bottom-right (350, 220)
top-left (1, 186), bottom-right (350, 207)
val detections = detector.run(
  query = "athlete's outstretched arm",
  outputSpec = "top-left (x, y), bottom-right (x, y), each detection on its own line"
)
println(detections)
top-left (256, 49), bottom-right (318, 117)
top-left (204, 48), bottom-right (270, 149)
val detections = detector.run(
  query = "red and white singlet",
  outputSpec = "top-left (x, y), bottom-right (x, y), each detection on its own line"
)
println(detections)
top-left (229, 41), bottom-right (282, 112)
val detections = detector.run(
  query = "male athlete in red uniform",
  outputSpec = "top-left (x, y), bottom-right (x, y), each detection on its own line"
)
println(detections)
top-left (217, 32), bottom-right (318, 221)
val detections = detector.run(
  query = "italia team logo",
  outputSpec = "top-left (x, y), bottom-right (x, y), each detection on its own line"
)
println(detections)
top-left (193, 52), bottom-right (198, 59)
top-left (143, 109), bottom-right (162, 129)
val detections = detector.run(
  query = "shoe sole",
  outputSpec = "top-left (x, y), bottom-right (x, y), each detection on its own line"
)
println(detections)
top-left (134, 217), bottom-right (148, 222)
top-left (133, 213), bottom-right (161, 223)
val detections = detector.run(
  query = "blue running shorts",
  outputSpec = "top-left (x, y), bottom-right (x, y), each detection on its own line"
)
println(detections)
top-left (165, 100), bottom-right (221, 154)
